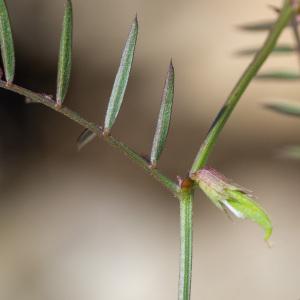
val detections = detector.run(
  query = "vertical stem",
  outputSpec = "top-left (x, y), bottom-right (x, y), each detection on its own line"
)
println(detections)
top-left (178, 191), bottom-right (193, 300)
top-left (190, 0), bottom-right (295, 173)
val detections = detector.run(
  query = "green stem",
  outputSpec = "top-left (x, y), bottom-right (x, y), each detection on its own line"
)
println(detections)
top-left (190, 0), bottom-right (295, 174)
top-left (178, 190), bottom-right (193, 300)
top-left (1, 4), bottom-right (295, 299)
top-left (0, 81), bottom-right (179, 195)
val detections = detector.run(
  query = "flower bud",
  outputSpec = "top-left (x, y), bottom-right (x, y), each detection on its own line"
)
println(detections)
top-left (191, 167), bottom-right (272, 241)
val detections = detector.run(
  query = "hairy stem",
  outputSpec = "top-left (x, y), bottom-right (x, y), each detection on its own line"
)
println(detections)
top-left (0, 80), bottom-right (179, 195)
top-left (178, 190), bottom-right (193, 300)
top-left (190, 0), bottom-right (295, 174)
top-left (0, 3), bottom-right (295, 299)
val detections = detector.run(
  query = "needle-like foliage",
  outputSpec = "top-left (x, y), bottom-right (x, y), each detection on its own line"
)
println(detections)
top-left (56, 0), bottom-right (73, 107)
top-left (104, 16), bottom-right (138, 133)
top-left (150, 61), bottom-right (174, 167)
top-left (0, 0), bottom-right (14, 83)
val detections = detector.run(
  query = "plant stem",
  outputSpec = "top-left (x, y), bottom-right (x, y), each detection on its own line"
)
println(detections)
top-left (190, 0), bottom-right (295, 174)
top-left (0, 3), bottom-right (295, 299)
top-left (0, 81), bottom-right (179, 195)
top-left (178, 190), bottom-right (193, 300)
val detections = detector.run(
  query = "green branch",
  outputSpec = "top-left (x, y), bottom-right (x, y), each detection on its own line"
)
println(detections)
top-left (190, 0), bottom-right (295, 174)
top-left (178, 190), bottom-right (193, 300)
top-left (0, 80), bottom-right (179, 195)
top-left (0, 2), bottom-right (297, 300)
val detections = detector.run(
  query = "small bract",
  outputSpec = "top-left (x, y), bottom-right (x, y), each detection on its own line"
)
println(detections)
top-left (191, 167), bottom-right (272, 241)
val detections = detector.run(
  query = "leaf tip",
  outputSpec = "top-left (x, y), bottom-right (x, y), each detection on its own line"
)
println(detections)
top-left (264, 224), bottom-right (273, 242)
top-left (268, 4), bottom-right (280, 14)
top-left (66, 0), bottom-right (72, 8)
top-left (262, 102), bottom-right (272, 110)
top-left (133, 13), bottom-right (139, 28)
top-left (167, 58), bottom-right (175, 86)
top-left (169, 58), bottom-right (174, 74)
top-left (263, 102), bottom-right (279, 113)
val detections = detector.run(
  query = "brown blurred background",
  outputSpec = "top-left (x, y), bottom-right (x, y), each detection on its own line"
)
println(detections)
top-left (0, 0), bottom-right (300, 299)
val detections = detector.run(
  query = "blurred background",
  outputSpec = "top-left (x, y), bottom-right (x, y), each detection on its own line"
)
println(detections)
top-left (0, 0), bottom-right (300, 299)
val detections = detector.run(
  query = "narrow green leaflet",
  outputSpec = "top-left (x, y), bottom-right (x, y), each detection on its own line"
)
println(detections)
top-left (191, 167), bottom-right (272, 241)
top-left (264, 102), bottom-right (300, 117)
top-left (150, 61), bottom-right (174, 167)
top-left (256, 71), bottom-right (300, 80)
top-left (56, 0), bottom-right (73, 107)
top-left (238, 20), bottom-right (275, 32)
top-left (0, 0), bottom-right (15, 83)
top-left (236, 45), bottom-right (295, 56)
top-left (77, 128), bottom-right (97, 150)
top-left (104, 16), bottom-right (138, 132)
